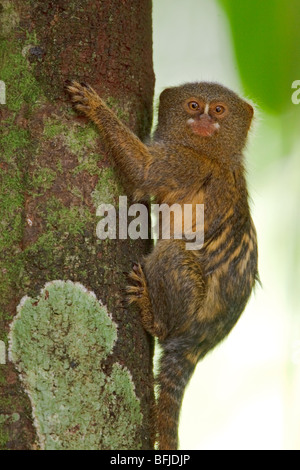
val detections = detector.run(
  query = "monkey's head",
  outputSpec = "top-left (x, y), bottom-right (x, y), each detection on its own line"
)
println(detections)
top-left (155, 82), bottom-right (254, 159)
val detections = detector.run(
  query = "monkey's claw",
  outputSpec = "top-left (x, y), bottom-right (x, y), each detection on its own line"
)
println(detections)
top-left (126, 284), bottom-right (144, 300)
top-left (65, 80), bottom-right (102, 115)
top-left (125, 263), bottom-right (146, 303)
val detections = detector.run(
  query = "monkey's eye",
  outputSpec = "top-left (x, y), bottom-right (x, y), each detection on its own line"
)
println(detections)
top-left (213, 105), bottom-right (225, 115)
top-left (188, 101), bottom-right (199, 111)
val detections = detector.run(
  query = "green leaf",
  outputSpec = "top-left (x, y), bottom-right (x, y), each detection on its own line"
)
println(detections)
top-left (218, 0), bottom-right (300, 114)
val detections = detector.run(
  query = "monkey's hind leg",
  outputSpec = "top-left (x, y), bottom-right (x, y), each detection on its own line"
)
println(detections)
top-left (126, 263), bottom-right (167, 341)
top-left (126, 263), bottom-right (163, 449)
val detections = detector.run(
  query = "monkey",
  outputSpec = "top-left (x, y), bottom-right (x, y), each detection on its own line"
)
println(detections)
top-left (66, 80), bottom-right (258, 450)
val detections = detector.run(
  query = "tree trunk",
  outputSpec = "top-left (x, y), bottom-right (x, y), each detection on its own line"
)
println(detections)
top-left (0, 0), bottom-right (155, 450)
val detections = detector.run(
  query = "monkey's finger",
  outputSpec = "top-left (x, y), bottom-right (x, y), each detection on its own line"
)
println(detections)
top-left (70, 93), bottom-right (89, 105)
top-left (80, 82), bottom-right (96, 93)
top-left (125, 286), bottom-right (143, 303)
top-left (127, 271), bottom-right (142, 284)
top-left (66, 82), bottom-right (89, 99)
top-left (65, 81), bottom-right (81, 93)
top-left (67, 86), bottom-right (86, 98)
top-left (64, 79), bottom-right (72, 88)
top-left (68, 81), bottom-right (97, 97)
top-left (80, 82), bottom-right (99, 95)
top-left (72, 104), bottom-right (90, 114)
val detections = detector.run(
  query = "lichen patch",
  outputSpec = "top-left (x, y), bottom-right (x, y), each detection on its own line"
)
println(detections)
top-left (8, 280), bottom-right (142, 450)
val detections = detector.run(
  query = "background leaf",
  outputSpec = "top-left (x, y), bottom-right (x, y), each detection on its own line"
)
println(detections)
top-left (218, 0), bottom-right (300, 116)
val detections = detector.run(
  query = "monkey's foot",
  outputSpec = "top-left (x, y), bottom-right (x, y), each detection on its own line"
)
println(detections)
top-left (65, 80), bottom-right (102, 116)
top-left (126, 263), bottom-right (167, 340)
top-left (126, 263), bottom-right (147, 303)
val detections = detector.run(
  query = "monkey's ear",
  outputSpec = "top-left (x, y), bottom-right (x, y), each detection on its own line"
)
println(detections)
top-left (245, 101), bottom-right (254, 120)
top-left (159, 87), bottom-right (175, 106)
top-left (159, 87), bottom-right (172, 99)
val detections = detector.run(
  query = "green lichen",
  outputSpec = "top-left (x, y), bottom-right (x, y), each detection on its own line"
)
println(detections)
top-left (27, 167), bottom-right (57, 198)
top-left (0, 412), bottom-right (19, 448)
top-left (0, 427), bottom-right (9, 448)
top-left (0, 171), bottom-right (23, 248)
top-left (44, 197), bottom-right (94, 236)
top-left (101, 363), bottom-right (143, 449)
top-left (0, 413), bottom-right (19, 424)
top-left (0, 38), bottom-right (41, 113)
top-left (8, 280), bottom-right (142, 450)
top-left (42, 120), bottom-right (67, 140)
top-left (0, 23), bottom-right (45, 316)
top-left (0, 127), bottom-right (30, 163)
top-left (0, 0), bottom-right (20, 37)
top-left (43, 116), bottom-right (100, 159)
top-left (106, 96), bottom-right (130, 124)
top-left (91, 167), bottom-right (122, 208)
top-left (67, 123), bottom-right (100, 157)
top-left (43, 115), bottom-right (122, 208)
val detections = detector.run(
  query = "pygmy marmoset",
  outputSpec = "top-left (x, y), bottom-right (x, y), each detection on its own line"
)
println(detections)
top-left (67, 80), bottom-right (258, 450)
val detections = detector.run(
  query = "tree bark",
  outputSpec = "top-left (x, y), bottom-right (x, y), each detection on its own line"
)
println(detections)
top-left (0, 0), bottom-right (155, 450)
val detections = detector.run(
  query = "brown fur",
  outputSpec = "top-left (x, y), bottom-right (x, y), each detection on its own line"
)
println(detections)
top-left (66, 81), bottom-right (258, 450)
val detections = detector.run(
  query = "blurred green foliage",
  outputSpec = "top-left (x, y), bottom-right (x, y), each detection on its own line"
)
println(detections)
top-left (218, 0), bottom-right (300, 116)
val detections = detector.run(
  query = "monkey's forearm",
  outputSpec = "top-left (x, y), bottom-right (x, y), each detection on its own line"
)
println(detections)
top-left (90, 102), bottom-right (150, 175)
top-left (67, 81), bottom-right (152, 188)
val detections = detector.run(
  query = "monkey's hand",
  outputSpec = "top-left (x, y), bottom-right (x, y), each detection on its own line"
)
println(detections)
top-left (66, 80), bottom-right (153, 192)
top-left (66, 80), bottom-right (102, 117)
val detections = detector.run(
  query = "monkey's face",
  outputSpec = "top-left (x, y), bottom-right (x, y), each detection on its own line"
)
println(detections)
top-left (184, 98), bottom-right (226, 137)
top-left (157, 82), bottom-right (254, 156)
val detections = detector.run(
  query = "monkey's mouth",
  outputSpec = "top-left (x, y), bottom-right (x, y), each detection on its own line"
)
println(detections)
top-left (187, 116), bottom-right (220, 137)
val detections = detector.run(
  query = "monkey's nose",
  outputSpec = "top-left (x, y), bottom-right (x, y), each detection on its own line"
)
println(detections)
top-left (188, 113), bottom-right (218, 137)
top-left (199, 113), bottom-right (212, 122)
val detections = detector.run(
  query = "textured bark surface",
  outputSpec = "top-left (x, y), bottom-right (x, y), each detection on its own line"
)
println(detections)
top-left (0, 0), bottom-right (155, 450)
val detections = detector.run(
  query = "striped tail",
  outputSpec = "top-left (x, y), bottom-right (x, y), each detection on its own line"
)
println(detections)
top-left (155, 343), bottom-right (196, 450)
